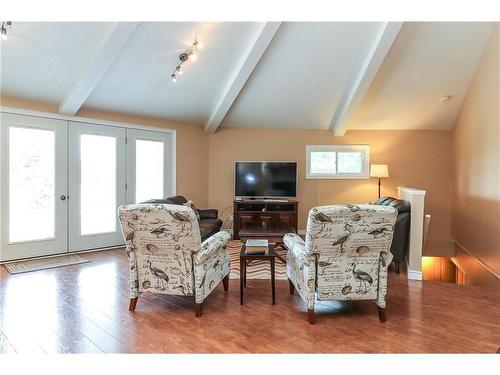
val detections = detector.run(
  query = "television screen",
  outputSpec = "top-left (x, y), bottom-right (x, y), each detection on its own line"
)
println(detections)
top-left (235, 162), bottom-right (297, 198)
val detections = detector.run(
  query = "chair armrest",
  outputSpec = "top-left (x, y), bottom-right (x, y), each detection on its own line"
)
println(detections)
top-left (284, 232), bottom-right (316, 267)
top-left (198, 208), bottom-right (219, 220)
top-left (284, 233), bottom-right (316, 310)
top-left (380, 250), bottom-right (394, 268)
top-left (376, 251), bottom-right (394, 308)
top-left (194, 231), bottom-right (231, 264)
top-left (284, 233), bottom-right (310, 257)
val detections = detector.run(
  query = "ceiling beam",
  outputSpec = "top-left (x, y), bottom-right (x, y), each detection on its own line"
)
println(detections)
top-left (330, 22), bottom-right (403, 136)
top-left (204, 22), bottom-right (281, 133)
top-left (58, 22), bottom-right (140, 115)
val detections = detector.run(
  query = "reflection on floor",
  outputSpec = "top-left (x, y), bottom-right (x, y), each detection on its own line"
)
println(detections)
top-left (1, 249), bottom-right (499, 353)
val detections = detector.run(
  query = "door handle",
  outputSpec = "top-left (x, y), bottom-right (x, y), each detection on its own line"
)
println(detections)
top-left (60, 195), bottom-right (67, 201)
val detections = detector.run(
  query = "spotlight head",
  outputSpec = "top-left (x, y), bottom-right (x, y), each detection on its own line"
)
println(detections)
top-left (1, 28), bottom-right (7, 41)
top-left (171, 73), bottom-right (177, 83)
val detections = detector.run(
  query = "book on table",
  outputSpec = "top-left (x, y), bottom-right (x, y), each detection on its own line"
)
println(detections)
top-left (245, 239), bottom-right (269, 254)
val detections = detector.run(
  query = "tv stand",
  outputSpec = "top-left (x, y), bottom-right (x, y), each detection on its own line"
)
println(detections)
top-left (233, 199), bottom-right (298, 243)
top-left (236, 197), bottom-right (289, 202)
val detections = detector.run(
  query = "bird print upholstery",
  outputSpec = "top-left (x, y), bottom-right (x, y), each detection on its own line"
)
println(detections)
top-left (118, 204), bottom-right (231, 306)
top-left (193, 231), bottom-right (231, 303)
top-left (284, 204), bottom-right (397, 313)
top-left (283, 233), bottom-right (316, 310)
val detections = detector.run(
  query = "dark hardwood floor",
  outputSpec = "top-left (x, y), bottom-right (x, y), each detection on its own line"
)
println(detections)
top-left (0, 249), bottom-right (499, 353)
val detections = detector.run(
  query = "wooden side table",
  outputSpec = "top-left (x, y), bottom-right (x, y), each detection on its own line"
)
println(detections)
top-left (240, 244), bottom-right (276, 305)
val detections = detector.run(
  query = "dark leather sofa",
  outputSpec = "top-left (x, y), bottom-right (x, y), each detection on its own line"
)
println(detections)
top-left (141, 196), bottom-right (223, 242)
top-left (374, 196), bottom-right (411, 273)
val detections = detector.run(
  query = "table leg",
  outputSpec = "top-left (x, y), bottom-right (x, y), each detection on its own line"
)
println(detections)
top-left (240, 257), bottom-right (244, 305)
top-left (243, 260), bottom-right (247, 288)
top-left (270, 257), bottom-right (276, 305)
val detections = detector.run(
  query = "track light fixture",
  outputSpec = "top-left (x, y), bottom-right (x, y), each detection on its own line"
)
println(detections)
top-left (170, 39), bottom-right (200, 83)
top-left (1, 21), bottom-right (12, 41)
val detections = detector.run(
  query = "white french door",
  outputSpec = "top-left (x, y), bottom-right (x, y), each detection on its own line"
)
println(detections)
top-left (126, 129), bottom-right (174, 204)
top-left (68, 122), bottom-right (126, 252)
top-left (1, 111), bottom-right (175, 261)
top-left (0, 113), bottom-right (68, 261)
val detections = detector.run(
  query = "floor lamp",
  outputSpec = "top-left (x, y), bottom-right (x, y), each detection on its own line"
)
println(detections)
top-left (370, 164), bottom-right (389, 199)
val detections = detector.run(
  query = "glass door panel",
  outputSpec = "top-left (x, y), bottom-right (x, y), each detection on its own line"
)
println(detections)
top-left (135, 139), bottom-right (164, 203)
top-left (69, 122), bottom-right (126, 251)
top-left (126, 129), bottom-right (173, 204)
top-left (9, 126), bottom-right (55, 242)
top-left (0, 113), bottom-right (68, 261)
top-left (80, 134), bottom-right (117, 235)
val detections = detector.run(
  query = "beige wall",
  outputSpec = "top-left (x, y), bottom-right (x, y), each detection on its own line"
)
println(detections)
top-left (1, 97), bottom-right (456, 249)
top-left (0, 96), bottom-right (209, 206)
top-left (452, 24), bottom-right (500, 282)
top-left (208, 128), bottom-right (453, 244)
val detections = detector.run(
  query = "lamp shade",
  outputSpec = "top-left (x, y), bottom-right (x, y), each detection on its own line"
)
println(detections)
top-left (370, 164), bottom-right (389, 178)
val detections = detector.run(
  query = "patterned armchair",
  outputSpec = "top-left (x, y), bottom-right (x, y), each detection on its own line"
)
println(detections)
top-left (283, 204), bottom-right (397, 324)
top-left (118, 204), bottom-right (231, 317)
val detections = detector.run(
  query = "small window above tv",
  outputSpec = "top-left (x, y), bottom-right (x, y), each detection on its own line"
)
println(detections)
top-left (306, 145), bottom-right (370, 179)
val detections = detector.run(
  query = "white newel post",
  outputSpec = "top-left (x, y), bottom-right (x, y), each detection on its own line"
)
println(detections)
top-left (398, 187), bottom-right (426, 281)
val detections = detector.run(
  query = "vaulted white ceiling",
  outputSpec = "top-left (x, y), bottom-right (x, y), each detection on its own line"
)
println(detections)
top-left (346, 22), bottom-right (494, 131)
top-left (0, 21), bottom-right (494, 134)
top-left (84, 22), bottom-right (260, 125)
top-left (222, 22), bottom-right (383, 129)
top-left (0, 22), bottom-right (112, 103)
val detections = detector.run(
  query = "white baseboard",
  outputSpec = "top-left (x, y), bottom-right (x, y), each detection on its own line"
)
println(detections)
top-left (407, 270), bottom-right (423, 281)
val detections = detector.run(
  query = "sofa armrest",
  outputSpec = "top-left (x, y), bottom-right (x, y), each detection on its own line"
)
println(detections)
top-left (198, 208), bottom-right (219, 220)
top-left (194, 231), bottom-right (231, 264)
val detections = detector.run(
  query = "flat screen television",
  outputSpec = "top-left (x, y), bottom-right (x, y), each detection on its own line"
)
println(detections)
top-left (234, 161), bottom-right (297, 199)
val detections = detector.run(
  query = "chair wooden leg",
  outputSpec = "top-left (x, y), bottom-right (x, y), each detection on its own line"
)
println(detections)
top-left (288, 278), bottom-right (295, 295)
top-left (195, 302), bottom-right (203, 318)
top-left (128, 297), bottom-right (138, 312)
top-left (307, 309), bottom-right (316, 325)
top-left (222, 275), bottom-right (229, 292)
top-left (378, 306), bottom-right (387, 322)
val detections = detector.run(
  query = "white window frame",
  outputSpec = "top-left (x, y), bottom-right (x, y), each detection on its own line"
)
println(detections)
top-left (306, 145), bottom-right (370, 179)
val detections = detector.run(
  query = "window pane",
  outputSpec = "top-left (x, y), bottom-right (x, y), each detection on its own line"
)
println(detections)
top-left (337, 152), bottom-right (363, 173)
top-left (310, 151), bottom-right (336, 174)
top-left (135, 139), bottom-right (164, 203)
top-left (9, 127), bottom-right (55, 242)
top-left (80, 134), bottom-right (117, 235)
